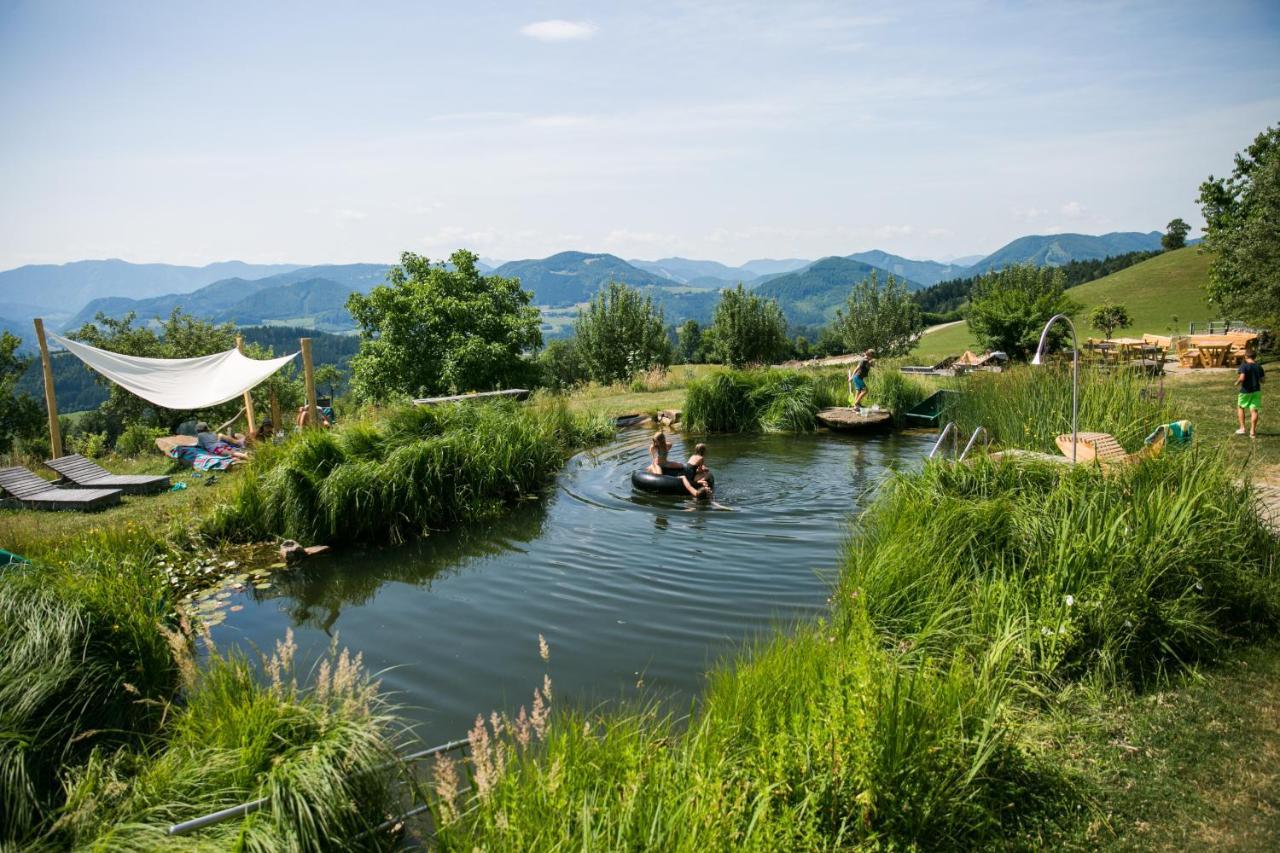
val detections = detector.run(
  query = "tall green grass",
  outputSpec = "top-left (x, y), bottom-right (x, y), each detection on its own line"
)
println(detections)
top-left (204, 398), bottom-right (612, 544)
top-left (948, 364), bottom-right (1168, 453)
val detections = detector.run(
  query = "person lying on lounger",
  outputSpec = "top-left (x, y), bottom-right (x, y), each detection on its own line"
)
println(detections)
top-left (195, 421), bottom-right (250, 461)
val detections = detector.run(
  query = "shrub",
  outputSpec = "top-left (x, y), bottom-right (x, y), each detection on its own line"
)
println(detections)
top-left (115, 423), bottom-right (167, 457)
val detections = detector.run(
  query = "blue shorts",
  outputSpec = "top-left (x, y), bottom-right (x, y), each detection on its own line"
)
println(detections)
top-left (853, 375), bottom-right (867, 392)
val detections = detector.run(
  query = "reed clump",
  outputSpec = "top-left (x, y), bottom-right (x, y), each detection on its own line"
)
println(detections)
top-left (683, 369), bottom-right (844, 432)
top-left (204, 398), bottom-right (612, 544)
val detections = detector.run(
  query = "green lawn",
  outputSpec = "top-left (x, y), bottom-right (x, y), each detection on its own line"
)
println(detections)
top-left (911, 247), bottom-right (1216, 364)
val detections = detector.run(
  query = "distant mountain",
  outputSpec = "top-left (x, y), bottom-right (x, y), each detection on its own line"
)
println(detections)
top-left (216, 278), bottom-right (356, 328)
top-left (739, 258), bottom-right (811, 277)
top-left (847, 250), bottom-right (971, 287)
top-left (492, 252), bottom-right (677, 306)
top-left (754, 257), bottom-right (923, 327)
top-left (965, 231), bottom-right (1163, 276)
top-left (941, 254), bottom-right (985, 267)
top-left (67, 264), bottom-right (390, 329)
top-left (629, 257), bottom-right (756, 285)
top-left (0, 259), bottom-right (305, 320)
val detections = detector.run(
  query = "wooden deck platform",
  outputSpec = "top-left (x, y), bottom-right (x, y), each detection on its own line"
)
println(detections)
top-left (816, 408), bottom-right (894, 432)
top-left (413, 389), bottom-right (530, 406)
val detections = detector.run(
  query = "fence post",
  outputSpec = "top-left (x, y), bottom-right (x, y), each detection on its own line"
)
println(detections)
top-left (33, 318), bottom-right (63, 458)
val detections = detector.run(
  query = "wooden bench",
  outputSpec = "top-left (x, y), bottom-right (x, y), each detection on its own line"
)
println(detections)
top-left (45, 453), bottom-right (170, 495)
top-left (0, 466), bottom-right (122, 512)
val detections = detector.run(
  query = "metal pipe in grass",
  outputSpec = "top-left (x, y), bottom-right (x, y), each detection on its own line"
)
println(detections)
top-left (164, 738), bottom-right (470, 837)
top-left (1031, 313), bottom-right (1079, 463)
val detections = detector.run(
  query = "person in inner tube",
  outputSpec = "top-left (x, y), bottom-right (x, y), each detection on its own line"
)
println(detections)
top-left (647, 430), bottom-right (671, 474)
top-left (679, 443), bottom-right (712, 499)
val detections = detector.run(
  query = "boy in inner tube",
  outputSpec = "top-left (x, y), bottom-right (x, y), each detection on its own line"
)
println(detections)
top-left (679, 443), bottom-right (713, 499)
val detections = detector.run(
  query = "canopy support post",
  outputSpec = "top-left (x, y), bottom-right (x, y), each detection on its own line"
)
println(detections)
top-left (235, 335), bottom-right (257, 437)
top-left (33, 318), bottom-right (63, 458)
top-left (269, 387), bottom-right (281, 436)
top-left (301, 337), bottom-right (319, 428)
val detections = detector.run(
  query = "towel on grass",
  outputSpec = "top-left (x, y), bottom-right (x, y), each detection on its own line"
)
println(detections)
top-left (166, 444), bottom-right (237, 471)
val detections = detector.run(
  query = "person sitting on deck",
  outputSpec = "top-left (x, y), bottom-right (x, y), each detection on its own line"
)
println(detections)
top-left (679, 443), bottom-right (712, 499)
top-left (195, 421), bottom-right (250, 461)
top-left (295, 404), bottom-right (333, 429)
top-left (647, 430), bottom-right (671, 474)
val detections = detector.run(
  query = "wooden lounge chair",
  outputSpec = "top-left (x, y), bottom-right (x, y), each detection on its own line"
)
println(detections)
top-left (0, 466), bottom-right (122, 512)
top-left (45, 453), bottom-right (170, 495)
top-left (1054, 430), bottom-right (1165, 468)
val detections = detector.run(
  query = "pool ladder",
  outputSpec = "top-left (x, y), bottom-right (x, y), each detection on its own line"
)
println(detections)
top-left (929, 422), bottom-right (990, 461)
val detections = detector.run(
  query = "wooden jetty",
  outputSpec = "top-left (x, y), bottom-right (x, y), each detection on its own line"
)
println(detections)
top-left (413, 389), bottom-right (530, 406)
top-left (816, 407), bottom-right (894, 432)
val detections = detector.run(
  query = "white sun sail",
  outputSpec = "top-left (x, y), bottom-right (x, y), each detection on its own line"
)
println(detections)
top-left (49, 332), bottom-right (298, 410)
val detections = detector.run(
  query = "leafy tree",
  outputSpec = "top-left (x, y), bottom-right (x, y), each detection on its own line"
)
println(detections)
top-left (708, 284), bottom-right (789, 368)
top-left (1162, 218), bottom-right (1191, 250)
top-left (965, 265), bottom-right (1079, 359)
top-left (676, 319), bottom-right (704, 364)
top-left (831, 272), bottom-right (923, 357)
top-left (1087, 301), bottom-right (1133, 339)
top-left (573, 282), bottom-right (671, 384)
top-left (0, 332), bottom-right (43, 453)
top-left (1198, 124), bottom-right (1280, 329)
top-left (793, 335), bottom-right (811, 360)
top-left (69, 309), bottom-right (240, 434)
top-left (313, 363), bottom-right (344, 400)
top-left (347, 250), bottom-right (542, 400)
top-left (536, 339), bottom-right (588, 390)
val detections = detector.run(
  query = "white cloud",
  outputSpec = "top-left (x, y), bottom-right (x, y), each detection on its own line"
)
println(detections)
top-left (1060, 201), bottom-right (1086, 218)
top-left (520, 20), bottom-right (597, 42)
top-left (1013, 206), bottom-right (1046, 221)
top-left (334, 208), bottom-right (368, 222)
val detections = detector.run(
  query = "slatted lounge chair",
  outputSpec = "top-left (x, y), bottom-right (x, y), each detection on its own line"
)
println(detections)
top-left (45, 453), bottom-right (171, 495)
top-left (0, 466), bottom-right (122, 512)
top-left (1054, 430), bottom-right (1165, 468)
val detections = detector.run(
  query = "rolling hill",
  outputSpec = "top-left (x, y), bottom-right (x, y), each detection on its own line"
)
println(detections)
top-left (847, 250), bottom-right (972, 287)
top-left (0, 259), bottom-right (305, 320)
top-left (67, 264), bottom-right (390, 330)
top-left (739, 258), bottom-right (811, 277)
top-left (753, 257), bottom-right (924, 327)
top-left (964, 231), bottom-right (1163, 276)
top-left (629, 257), bottom-right (756, 285)
top-left (492, 252), bottom-right (678, 306)
top-left (910, 247), bottom-right (1214, 363)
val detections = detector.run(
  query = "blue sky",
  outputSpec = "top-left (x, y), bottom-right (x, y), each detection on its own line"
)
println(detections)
top-left (1, 0), bottom-right (1277, 268)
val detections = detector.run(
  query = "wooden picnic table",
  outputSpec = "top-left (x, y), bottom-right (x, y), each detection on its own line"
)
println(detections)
top-left (1198, 343), bottom-right (1233, 368)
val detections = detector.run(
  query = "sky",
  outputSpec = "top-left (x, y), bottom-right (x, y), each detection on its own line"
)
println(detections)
top-left (1, 0), bottom-right (1278, 270)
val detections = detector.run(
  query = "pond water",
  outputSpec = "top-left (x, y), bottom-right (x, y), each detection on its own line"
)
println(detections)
top-left (211, 429), bottom-right (933, 743)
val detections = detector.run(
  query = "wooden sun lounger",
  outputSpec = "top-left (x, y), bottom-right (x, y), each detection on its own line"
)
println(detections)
top-left (1054, 430), bottom-right (1165, 467)
top-left (0, 466), bottom-right (122, 512)
top-left (45, 453), bottom-right (171, 495)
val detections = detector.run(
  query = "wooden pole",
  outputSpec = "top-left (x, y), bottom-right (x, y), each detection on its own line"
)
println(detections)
top-left (301, 337), bottom-right (319, 428)
top-left (235, 334), bottom-right (257, 437)
top-left (33, 318), bottom-right (63, 458)
top-left (269, 387), bottom-right (281, 435)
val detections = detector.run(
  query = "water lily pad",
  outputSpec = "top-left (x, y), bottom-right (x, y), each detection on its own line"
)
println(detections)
top-left (254, 582), bottom-right (272, 590)
top-left (229, 605), bottom-right (244, 612)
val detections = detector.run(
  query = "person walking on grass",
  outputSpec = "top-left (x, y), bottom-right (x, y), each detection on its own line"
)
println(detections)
top-left (1235, 347), bottom-right (1264, 438)
top-left (847, 349), bottom-right (874, 415)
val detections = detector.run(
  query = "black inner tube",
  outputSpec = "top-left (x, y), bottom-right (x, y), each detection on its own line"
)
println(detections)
top-left (631, 464), bottom-right (715, 495)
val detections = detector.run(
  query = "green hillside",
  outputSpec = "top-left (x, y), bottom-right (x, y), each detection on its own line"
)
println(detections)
top-left (911, 248), bottom-right (1214, 362)
top-left (754, 257), bottom-right (924, 327)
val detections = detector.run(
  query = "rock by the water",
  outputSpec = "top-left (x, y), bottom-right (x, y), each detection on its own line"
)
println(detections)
top-left (816, 408), bottom-right (894, 431)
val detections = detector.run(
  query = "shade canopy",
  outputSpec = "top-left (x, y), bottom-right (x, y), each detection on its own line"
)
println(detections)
top-left (49, 332), bottom-right (297, 410)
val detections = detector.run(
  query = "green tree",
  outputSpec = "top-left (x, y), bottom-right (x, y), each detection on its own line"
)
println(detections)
top-left (1162, 217), bottom-right (1191, 250)
top-left (708, 284), bottom-right (789, 368)
top-left (347, 250), bottom-right (542, 400)
top-left (831, 272), bottom-right (924, 357)
top-left (573, 282), bottom-right (671, 384)
top-left (69, 309), bottom-right (239, 433)
top-left (1088, 300), bottom-right (1133, 339)
top-left (676, 319), bottom-right (704, 364)
top-left (535, 339), bottom-right (588, 390)
top-left (1198, 124), bottom-right (1280, 328)
top-left (965, 265), bottom-right (1079, 359)
top-left (0, 332), bottom-right (43, 453)
top-left (313, 363), bottom-right (344, 400)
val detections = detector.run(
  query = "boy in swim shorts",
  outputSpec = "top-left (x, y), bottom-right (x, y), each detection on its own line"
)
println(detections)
top-left (847, 349), bottom-right (874, 413)
top-left (1235, 348), bottom-right (1264, 438)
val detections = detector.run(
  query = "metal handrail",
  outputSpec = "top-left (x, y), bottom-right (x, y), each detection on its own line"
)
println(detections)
top-left (959, 426), bottom-right (990, 461)
top-left (166, 737), bottom-right (470, 837)
top-left (929, 421), bottom-right (960, 459)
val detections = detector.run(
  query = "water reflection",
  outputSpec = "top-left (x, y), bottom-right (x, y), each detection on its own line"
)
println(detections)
top-left (214, 430), bottom-right (932, 742)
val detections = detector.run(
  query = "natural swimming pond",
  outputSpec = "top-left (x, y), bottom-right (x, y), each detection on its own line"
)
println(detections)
top-left (211, 429), bottom-right (934, 743)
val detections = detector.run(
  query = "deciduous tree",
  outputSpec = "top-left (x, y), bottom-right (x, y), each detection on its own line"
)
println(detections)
top-left (1087, 301), bottom-right (1133, 339)
top-left (0, 332), bottom-right (42, 453)
top-left (1162, 218), bottom-right (1191, 250)
top-left (572, 282), bottom-right (670, 384)
top-left (831, 272), bottom-right (923, 357)
top-left (708, 284), bottom-right (788, 368)
top-left (965, 265), bottom-right (1079, 359)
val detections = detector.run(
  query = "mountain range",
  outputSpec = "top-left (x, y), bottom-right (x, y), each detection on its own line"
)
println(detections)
top-left (0, 230), bottom-right (1172, 340)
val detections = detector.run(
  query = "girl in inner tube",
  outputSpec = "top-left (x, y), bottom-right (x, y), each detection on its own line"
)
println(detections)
top-left (679, 443), bottom-right (712, 499)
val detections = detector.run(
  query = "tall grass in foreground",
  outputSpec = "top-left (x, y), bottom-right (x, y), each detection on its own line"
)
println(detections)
top-left (949, 364), bottom-right (1169, 453)
top-left (426, 449), bottom-right (1279, 848)
top-left (204, 398), bottom-right (612, 544)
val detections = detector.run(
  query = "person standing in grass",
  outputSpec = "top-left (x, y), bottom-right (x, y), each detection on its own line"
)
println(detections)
top-left (847, 349), bottom-right (874, 414)
top-left (1235, 347), bottom-right (1264, 438)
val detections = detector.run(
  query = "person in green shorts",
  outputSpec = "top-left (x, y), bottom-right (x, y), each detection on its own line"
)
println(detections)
top-left (1235, 347), bottom-right (1264, 438)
